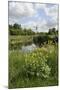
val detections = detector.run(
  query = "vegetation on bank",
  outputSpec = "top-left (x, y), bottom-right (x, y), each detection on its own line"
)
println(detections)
top-left (9, 35), bottom-right (33, 50)
top-left (9, 34), bottom-right (58, 50)
top-left (9, 23), bottom-right (58, 88)
top-left (9, 23), bottom-right (58, 50)
top-left (9, 44), bottom-right (58, 88)
top-left (9, 23), bottom-right (58, 35)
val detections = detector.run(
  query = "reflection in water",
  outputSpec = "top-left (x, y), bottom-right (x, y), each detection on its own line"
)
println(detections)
top-left (22, 43), bottom-right (37, 53)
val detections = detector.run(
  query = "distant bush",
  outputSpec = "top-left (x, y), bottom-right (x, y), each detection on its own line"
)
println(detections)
top-left (33, 35), bottom-right (58, 46)
top-left (33, 35), bottom-right (49, 46)
top-left (52, 36), bottom-right (58, 43)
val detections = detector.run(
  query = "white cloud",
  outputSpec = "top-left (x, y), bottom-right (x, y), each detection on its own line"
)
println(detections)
top-left (22, 18), bottom-right (48, 32)
top-left (9, 2), bottom-right (35, 18)
top-left (45, 5), bottom-right (58, 24)
top-left (9, 2), bottom-right (59, 32)
top-left (9, 2), bottom-right (47, 23)
top-left (45, 5), bottom-right (58, 17)
top-left (35, 3), bottom-right (46, 10)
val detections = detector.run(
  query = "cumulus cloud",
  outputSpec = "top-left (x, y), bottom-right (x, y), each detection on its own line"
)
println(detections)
top-left (35, 3), bottom-right (46, 10)
top-left (45, 5), bottom-right (58, 17)
top-left (45, 5), bottom-right (58, 28)
top-left (9, 2), bottom-right (35, 18)
top-left (8, 2), bottom-right (59, 32)
top-left (22, 18), bottom-right (48, 32)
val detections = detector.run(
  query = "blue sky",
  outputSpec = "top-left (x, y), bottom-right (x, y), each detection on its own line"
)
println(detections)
top-left (9, 2), bottom-right (58, 32)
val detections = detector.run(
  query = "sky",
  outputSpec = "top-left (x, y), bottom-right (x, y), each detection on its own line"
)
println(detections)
top-left (8, 2), bottom-right (59, 32)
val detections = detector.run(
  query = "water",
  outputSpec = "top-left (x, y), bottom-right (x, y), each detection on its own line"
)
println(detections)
top-left (10, 43), bottom-right (37, 53)
top-left (21, 43), bottom-right (37, 53)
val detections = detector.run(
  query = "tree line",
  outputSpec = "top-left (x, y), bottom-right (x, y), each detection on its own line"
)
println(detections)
top-left (9, 23), bottom-right (58, 35)
top-left (9, 23), bottom-right (35, 35)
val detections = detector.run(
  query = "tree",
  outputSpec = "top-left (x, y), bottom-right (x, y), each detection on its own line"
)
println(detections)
top-left (48, 29), bottom-right (52, 34)
top-left (52, 28), bottom-right (56, 33)
top-left (48, 28), bottom-right (56, 35)
top-left (13, 23), bottom-right (21, 29)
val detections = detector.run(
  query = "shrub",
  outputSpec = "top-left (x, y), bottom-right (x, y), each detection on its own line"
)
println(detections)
top-left (33, 35), bottom-right (49, 46)
top-left (23, 47), bottom-right (51, 79)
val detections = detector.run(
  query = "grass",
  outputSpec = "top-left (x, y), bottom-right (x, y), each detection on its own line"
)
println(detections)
top-left (9, 35), bottom-right (33, 50)
top-left (9, 44), bottom-right (58, 89)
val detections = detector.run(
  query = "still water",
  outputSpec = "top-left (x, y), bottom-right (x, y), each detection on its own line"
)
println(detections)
top-left (21, 43), bottom-right (37, 53)
top-left (10, 43), bottom-right (37, 53)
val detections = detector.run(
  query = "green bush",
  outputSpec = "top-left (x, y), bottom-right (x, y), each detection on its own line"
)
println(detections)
top-left (24, 48), bottom-right (51, 79)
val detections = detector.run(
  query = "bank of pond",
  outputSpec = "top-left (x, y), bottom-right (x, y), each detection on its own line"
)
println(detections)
top-left (9, 35), bottom-right (58, 50)
top-left (9, 34), bottom-right (58, 88)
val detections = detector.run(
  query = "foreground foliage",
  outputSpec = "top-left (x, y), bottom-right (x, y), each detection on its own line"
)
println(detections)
top-left (9, 44), bottom-right (58, 88)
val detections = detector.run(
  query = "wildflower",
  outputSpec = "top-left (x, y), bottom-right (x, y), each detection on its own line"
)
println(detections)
top-left (36, 72), bottom-right (39, 77)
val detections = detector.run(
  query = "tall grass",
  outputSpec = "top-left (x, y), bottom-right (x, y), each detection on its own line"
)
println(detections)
top-left (9, 44), bottom-right (58, 88)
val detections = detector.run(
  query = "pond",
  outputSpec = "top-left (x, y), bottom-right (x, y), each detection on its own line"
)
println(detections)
top-left (10, 43), bottom-right (38, 53)
top-left (21, 43), bottom-right (37, 53)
